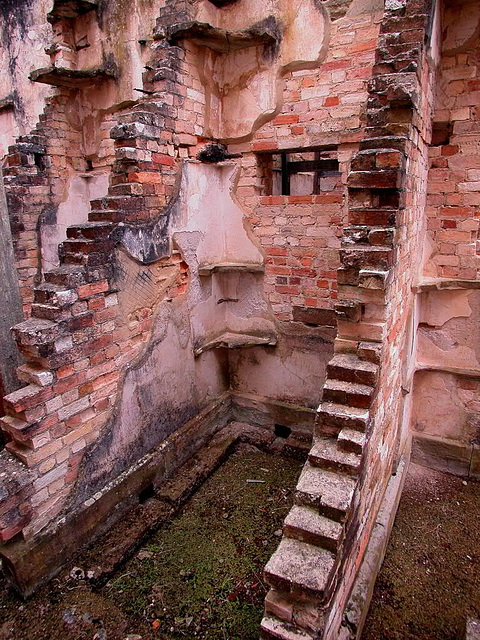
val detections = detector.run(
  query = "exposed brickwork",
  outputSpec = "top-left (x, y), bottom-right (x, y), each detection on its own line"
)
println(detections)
top-left (425, 18), bottom-right (480, 279)
top-left (0, 28), bottom-right (199, 539)
top-left (261, 1), bottom-right (439, 638)
top-left (0, 0), bottom-right (478, 632)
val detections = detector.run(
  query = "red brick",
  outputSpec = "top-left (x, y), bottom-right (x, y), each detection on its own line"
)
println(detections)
top-left (441, 145), bottom-right (459, 157)
top-left (273, 114), bottom-right (300, 125)
top-left (77, 280), bottom-right (109, 299)
top-left (325, 97), bottom-right (339, 107)
top-left (252, 141), bottom-right (278, 152)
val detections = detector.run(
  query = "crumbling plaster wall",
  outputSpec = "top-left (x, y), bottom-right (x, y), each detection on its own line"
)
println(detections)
top-left (0, 0), bottom-right (53, 157)
top-left (0, 0), bottom-right (373, 582)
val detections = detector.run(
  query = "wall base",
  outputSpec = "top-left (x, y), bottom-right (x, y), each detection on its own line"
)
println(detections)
top-left (340, 453), bottom-right (409, 639)
top-left (0, 391), bottom-right (315, 597)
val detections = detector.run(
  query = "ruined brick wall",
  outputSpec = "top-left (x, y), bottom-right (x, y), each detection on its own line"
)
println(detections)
top-left (408, 0), bottom-right (480, 479)
top-left (424, 1), bottom-right (480, 280)
top-left (233, 9), bottom-right (384, 322)
top-left (327, 4), bottom-right (440, 636)
top-left (229, 5), bottom-right (385, 411)
top-left (0, 0), bottom-right (223, 548)
top-left (259, 3), bottom-right (441, 638)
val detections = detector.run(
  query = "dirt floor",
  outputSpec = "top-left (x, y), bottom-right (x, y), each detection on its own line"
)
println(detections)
top-left (363, 462), bottom-right (480, 640)
top-left (0, 447), bottom-right (303, 640)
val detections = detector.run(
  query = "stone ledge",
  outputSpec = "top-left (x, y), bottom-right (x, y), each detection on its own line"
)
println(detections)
top-left (412, 279), bottom-right (480, 293)
top-left (411, 432), bottom-right (476, 478)
top-left (29, 65), bottom-right (118, 88)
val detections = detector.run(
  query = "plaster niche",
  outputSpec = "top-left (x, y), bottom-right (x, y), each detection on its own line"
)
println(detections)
top-left (162, 0), bottom-right (353, 142)
top-left (172, 161), bottom-right (277, 354)
top-left (30, 0), bottom-right (118, 88)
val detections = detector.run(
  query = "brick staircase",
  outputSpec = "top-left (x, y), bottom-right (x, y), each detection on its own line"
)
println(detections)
top-left (0, 99), bottom-right (181, 541)
top-left (261, 342), bottom-right (379, 639)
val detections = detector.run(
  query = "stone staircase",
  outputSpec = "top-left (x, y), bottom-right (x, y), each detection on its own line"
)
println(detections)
top-left (261, 344), bottom-right (379, 639)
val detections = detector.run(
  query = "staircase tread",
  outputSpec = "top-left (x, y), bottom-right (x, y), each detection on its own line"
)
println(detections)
top-left (284, 505), bottom-right (343, 542)
top-left (318, 402), bottom-right (369, 419)
top-left (309, 438), bottom-right (361, 471)
top-left (324, 378), bottom-right (373, 394)
top-left (70, 221), bottom-right (114, 228)
top-left (260, 616), bottom-right (315, 639)
top-left (296, 462), bottom-right (356, 516)
top-left (338, 427), bottom-right (366, 447)
top-left (13, 317), bottom-right (57, 331)
top-left (329, 353), bottom-right (378, 372)
top-left (340, 244), bottom-right (392, 252)
top-left (264, 537), bottom-right (336, 597)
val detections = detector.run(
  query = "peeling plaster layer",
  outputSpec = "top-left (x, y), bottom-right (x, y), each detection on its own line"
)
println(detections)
top-left (411, 370), bottom-right (480, 443)
top-left (417, 289), bottom-right (480, 372)
top-left (74, 295), bottom-right (229, 503)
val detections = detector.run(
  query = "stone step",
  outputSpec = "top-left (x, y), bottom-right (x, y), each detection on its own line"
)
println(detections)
top-left (90, 195), bottom-right (145, 211)
top-left (89, 209), bottom-right (126, 223)
top-left (12, 318), bottom-right (65, 347)
top-left (343, 225), bottom-right (394, 247)
top-left (340, 245), bottom-right (393, 270)
top-left (34, 283), bottom-right (78, 308)
top-left (337, 427), bottom-right (366, 455)
top-left (3, 384), bottom-right (53, 416)
top-left (357, 341), bottom-right (382, 365)
top-left (264, 537), bottom-right (336, 602)
top-left (260, 616), bottom-right (315, 640)
top-left (317, 402), bottom-right (370, 434)
top-left (44, 265), bottom-right (87, 288)
top-left (284, 505), bottom-right (343, 553)
top-left (323, 378), bottom-right (373, 409)
top-left (0, 415), bottom-right (46, 449)
top-left (309, 438), bottom-right (361, 476)
top-left (66, 222), bottom-right (115, 240)
top-left (17, 364), bottom-right (53, 388)
top-left (295, 462), bottom-right (356, 522)
top-left (108, 182), bottom-right (146, 196)
top-left (348, 208), bottom-right (397, 227)
top-left (4, 441), bottom-right (39, 467)
top-left (60, 246), bottom-right (114, 268)
top-left (60, 238), bottom-right (114, 256)
top-left (30, 303), bottom-right (71, 322)
top-left (327, 353), bottom-right (378, 386)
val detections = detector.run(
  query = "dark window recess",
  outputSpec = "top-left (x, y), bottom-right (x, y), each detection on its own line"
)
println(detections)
top-left (259, 147), bottom-right (341, 196)
top-left (274, 424), bottom-right (292, 439)
top-left (139, 483), bottom-right (155, 503)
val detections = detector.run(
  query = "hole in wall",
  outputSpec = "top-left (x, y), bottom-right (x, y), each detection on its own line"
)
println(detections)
top-left (274, 424), bottom-right (292, 439)
top-left (258, 146), bottom-right (340, 196)
top-left (139, 483), bottom-right (155, 504)
top-left (431, 121), bottom-right (452, 146)
top-left (34, 153), bottom-right (45, 171)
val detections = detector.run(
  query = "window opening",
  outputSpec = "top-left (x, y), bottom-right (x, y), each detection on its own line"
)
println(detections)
top-left (260, 146), bottom-right (340, 196)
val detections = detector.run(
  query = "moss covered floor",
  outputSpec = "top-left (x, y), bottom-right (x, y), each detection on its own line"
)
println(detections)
top-left (0, 447), bottom-right (303, 640)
